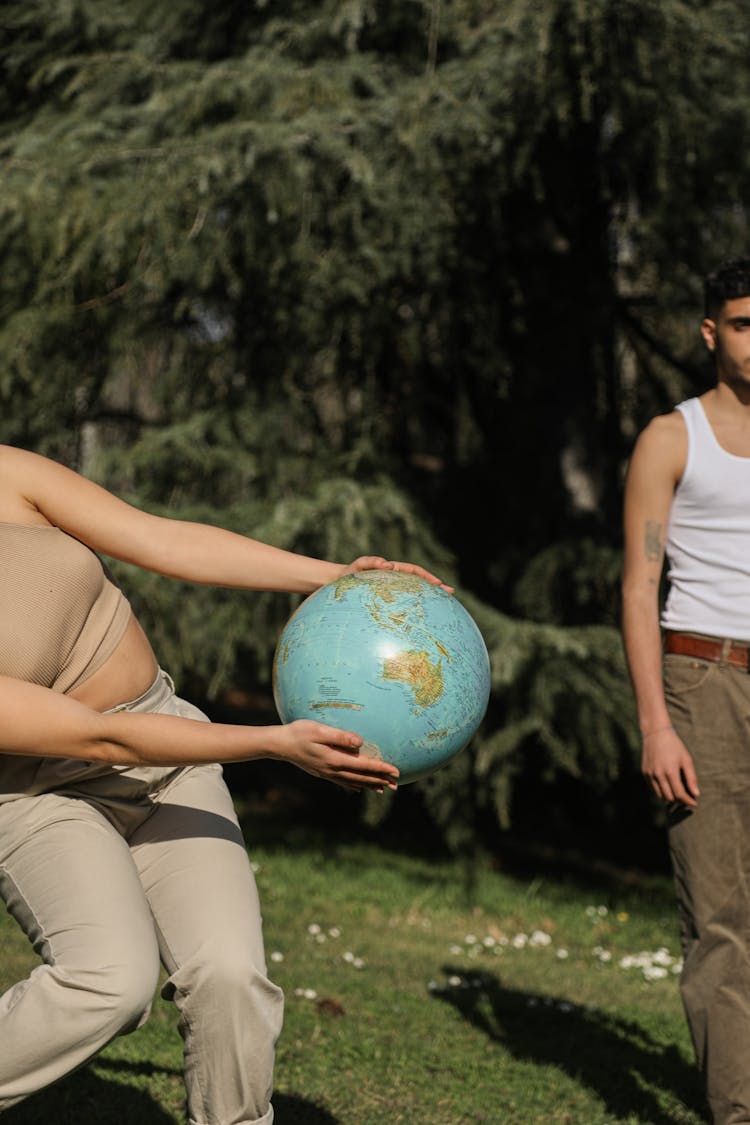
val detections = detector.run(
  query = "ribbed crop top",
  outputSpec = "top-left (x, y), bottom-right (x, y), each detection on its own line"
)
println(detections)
top-left (661, 397), bottom-right (750, 642)
top-left (0, 523), bottom-right (132, 693)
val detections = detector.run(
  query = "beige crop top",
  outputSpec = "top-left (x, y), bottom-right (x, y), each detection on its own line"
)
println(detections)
top-left (0, 523), bottom-right (132, 694)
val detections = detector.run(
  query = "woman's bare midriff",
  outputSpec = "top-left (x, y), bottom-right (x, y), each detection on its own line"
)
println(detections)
top-left (67, 613), bottom-right (159, 712)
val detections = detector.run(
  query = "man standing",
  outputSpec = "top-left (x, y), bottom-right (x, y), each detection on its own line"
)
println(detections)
top-left (622, 257), bottom-right (750, 1125)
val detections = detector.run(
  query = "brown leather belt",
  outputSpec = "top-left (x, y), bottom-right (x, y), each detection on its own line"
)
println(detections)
top-left (664, 631), bottom-right (750, 671)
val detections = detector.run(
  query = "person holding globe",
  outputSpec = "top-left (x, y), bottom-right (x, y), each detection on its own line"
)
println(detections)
top-left (0, 442), bottom-right (451, 1124)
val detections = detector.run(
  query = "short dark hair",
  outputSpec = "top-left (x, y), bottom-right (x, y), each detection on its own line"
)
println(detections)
top-left (705, 257), bottom-right (750, 319)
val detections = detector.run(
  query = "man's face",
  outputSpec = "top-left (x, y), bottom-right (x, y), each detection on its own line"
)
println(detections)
top-left (701, 296), bottom-right (750, 387)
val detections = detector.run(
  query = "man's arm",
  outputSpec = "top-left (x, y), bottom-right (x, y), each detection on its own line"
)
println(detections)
top-left (621, 413), bottom-right (700, 808)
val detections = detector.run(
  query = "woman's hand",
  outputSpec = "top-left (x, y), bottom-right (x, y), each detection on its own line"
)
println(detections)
top-left (340, 556), bottom-right (454, 594)
top-left (274, 719), bottom-right (400, 793)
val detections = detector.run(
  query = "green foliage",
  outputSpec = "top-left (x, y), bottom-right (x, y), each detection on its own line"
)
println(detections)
top-left (473, 596), bottom-right (637, 828)
top-left (1, 0), bottom-right (747, 854)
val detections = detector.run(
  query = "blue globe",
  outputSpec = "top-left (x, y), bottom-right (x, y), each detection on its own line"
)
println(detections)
top-left (272, 570), bottom-right (491, 784)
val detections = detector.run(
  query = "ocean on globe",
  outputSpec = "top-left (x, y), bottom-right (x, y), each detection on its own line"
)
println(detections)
top-left (272, 570), bottom-right (491, 784)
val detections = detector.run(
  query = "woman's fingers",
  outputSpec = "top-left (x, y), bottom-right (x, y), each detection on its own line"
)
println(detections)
top-left (344, 556), bottom-right (454, 594)
top-left (283, 720), bottom-right (400, 790)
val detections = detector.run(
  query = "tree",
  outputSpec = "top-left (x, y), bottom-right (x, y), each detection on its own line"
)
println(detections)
top-left (1, 0), bottom-right (748, 857)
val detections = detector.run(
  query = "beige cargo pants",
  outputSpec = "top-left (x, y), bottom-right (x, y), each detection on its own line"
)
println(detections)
top-left (666, 649), bottom-right (750, 1125)
top-left (0, 671), bottom-right (283, 1124)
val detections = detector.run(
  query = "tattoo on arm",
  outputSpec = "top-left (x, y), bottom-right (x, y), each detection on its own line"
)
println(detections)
top-left (645, 521), bottom-right (662, 561)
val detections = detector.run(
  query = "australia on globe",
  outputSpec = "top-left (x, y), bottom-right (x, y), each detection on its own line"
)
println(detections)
top-left (272, 569), bottom-right (491, 784)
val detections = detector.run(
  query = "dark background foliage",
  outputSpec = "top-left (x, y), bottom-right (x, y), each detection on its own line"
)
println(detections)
top-left (2, 0), bottom-right (748, 865)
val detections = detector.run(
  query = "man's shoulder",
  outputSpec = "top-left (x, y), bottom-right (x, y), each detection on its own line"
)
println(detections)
top-left (630, 409), bottom-right (688, 483)
top-left (643, 406), bottom-right (687, 434)
top-left (637, 408), bottom-right (687, 447)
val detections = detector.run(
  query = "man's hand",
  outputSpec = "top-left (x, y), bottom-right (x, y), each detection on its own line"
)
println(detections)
top-left (641, 726), bottom-right (700, 808)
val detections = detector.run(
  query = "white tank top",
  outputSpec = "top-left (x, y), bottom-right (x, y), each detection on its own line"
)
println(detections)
top-left (661, 396), bottom-right (750, 642)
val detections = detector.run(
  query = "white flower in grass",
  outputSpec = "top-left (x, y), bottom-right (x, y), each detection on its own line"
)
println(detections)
top-left (586, 904), bottom-right (609, 918)
top-left (250, 862), bottom-right (261, 874)
top-left (343, 951), bottom-right (355, 962)
top-left (450, 944), bottom-right (463, 956)
top-left (353, 958), bottom-right (365, 969)
top-left (617, 947), bottom-right (681, 980)
top-left (294, 988), bottom-right (318, 1000)
top-left (652, 947), bottom-right (673, 966)
top-left (512, 933), bottom-right (528, 948)
top-left (530, 931), bottom-right (552, 947)
top-left (270, 951), bottom-right (284, 963)
top-left (464, 934), bottom-right (477, 945)
top-left (328, 927), bottom-right (341, 938)
top-left (556, 948), bottom-right (569, 959)
top-left (315, 934), bottom-right (327, 943)
top-left (448, 975), bottom-right (462, 986)
top-left (307, 923), bottom-right (321, 935)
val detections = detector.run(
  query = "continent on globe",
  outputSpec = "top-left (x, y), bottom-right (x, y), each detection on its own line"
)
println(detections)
top-left (382, 650), bottom-right (444, 710)
top-left (272, 569), bottom-right (491, 784)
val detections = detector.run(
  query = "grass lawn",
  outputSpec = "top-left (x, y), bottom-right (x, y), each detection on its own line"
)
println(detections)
top-left (0, 797), bottom-right (707, 1125)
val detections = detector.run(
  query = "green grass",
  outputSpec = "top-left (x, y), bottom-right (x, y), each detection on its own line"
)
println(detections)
top-left (0, 810), bottom-right (708, 1125)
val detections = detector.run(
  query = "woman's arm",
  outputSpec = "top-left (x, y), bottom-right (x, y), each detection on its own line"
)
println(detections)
top-left (621, 413), bottom-right (699, 808)
top-left (0, 676), bottom-right (399, 792)
top-left (0, 445), bottom-right (452, 593)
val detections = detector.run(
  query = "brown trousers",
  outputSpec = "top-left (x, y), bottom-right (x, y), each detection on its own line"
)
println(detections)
top-left (666, 650), bottom-right (750, 1125)
top-left (0, 671), bottom-right (283, 1124)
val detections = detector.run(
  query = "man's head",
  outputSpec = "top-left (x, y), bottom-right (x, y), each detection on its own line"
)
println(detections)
top-left (702, 257), bottom-right (750, 388)
top-left (704, 257), bottom-right (750, 321)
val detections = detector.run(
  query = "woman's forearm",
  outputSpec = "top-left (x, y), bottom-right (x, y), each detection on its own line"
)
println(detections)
top-left (85, 711), bottom-right (398, 790)
top-left (94, 709), bottom-right (285, 766)
top-left (0, 677), bottom-right (278, 765)
top-left (0, 677), bottom-right (399, 790)
top-left (145, 520), bottom-right (343, 592)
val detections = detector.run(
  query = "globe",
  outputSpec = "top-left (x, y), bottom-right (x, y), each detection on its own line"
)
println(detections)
top-left (272, 569), bottom-right (491, 784)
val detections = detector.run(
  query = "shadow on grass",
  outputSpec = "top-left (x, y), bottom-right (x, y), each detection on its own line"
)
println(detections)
top-left (2, 1061), bottom-right (340, 1125)
top-left (2, 1066), bottom-right (179, 1125)
top-left (431, 967), bottom-right (708, 1125)
top-left (273, 1092), bottom-right (341, 1123)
